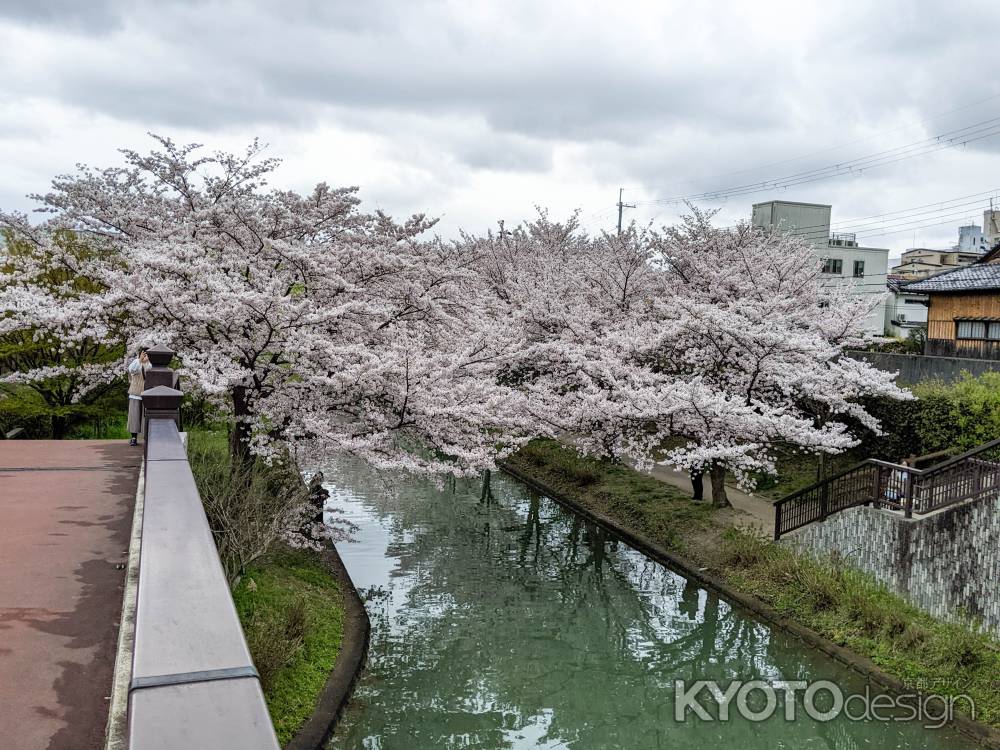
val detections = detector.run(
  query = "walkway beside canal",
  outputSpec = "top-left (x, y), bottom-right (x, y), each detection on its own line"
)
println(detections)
top-left (629, 459), bottom-right (775, 532)
top-left (0, 440), bottom-right (140, 750)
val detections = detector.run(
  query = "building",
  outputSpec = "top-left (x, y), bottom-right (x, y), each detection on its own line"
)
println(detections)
top-left (986, 209), bottom-right (1000, 250)
top-left (890, 247), bottom-right (985, 280)
top-left (884, 277), bottom-right (927, 339)
top-left (903, 251), bottom-right (1000, 359)
top-left (958, 224), bottom-right (990, 253)
top-left (889, 224), bottom-right (993, 280)
top-left (751, 200), bottom-right (888, 335)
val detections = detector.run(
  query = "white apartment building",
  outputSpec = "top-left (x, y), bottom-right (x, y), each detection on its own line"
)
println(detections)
top-left (958, 224), bottom-right (990, 253)
top-left (884, 280), bottom-right (928, 339)
top-left (986, 209), bottom-right (1000, 250)
top-left (750, 200), bottom-right (889, 336)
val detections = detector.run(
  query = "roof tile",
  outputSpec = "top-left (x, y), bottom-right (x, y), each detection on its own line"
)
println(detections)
top-left (902, 264), bottom-right (1000, 293)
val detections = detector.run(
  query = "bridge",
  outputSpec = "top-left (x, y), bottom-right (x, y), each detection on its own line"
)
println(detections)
top-left (0, 347), bottom-right (280, 750)
top-left (774, 438), bottom-right (1000, 539)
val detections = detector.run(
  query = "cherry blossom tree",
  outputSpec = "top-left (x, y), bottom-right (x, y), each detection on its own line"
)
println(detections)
top-left (1, 136), bottom-right (909, 517)
top-left (462, 208), bottom-right (910, 507)
top-left (647, 209), bottom-right (909, 505)
top-left (0, 136), bottom-right (537, 476)
top-left (0, 228), bottom-right (127, 437)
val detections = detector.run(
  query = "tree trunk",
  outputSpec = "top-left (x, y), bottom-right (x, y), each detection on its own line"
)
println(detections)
top-left (710, 463), bottom-right (730, 508)
top-left (690, 469), bottom-right (704, 502)
top-left (229, 386), bottom-right (254, 476)
top-left (51, 414), bottom-right (67, 440)
top-left (480, 469), bottom-right (493, 504)
top-left (816, 452), bottom-right (827, 482)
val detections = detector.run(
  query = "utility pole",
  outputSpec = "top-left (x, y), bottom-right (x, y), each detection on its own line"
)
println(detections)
top-left (616, 188), bottom-right (635, 235)
top-left (498, 219), bottom-right (511, 246)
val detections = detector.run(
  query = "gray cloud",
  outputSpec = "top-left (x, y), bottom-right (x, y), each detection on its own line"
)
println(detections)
top-left (0, 0), bottom-right (999, 249)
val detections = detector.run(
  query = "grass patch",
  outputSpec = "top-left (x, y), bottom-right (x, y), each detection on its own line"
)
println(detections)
top-left (508, 438), bottom-right (714, 552)
top-left (68, 413), bottom-right (132, 440)
top-left (720, 528), bottom-right (1000, 726)
top-left (508, 438), bottom-right (1000, 730)
top-left (233, 547), bottom-right (345, 744)
top-left (187, 427), bottom-right (346, 744)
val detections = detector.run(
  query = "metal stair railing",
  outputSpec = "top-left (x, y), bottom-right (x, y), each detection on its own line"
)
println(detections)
top-left (773, 437), bottom-right (1000, 539)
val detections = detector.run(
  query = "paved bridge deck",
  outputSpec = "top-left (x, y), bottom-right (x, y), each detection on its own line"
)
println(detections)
top-left (0, 440), bottom-right (140, 750)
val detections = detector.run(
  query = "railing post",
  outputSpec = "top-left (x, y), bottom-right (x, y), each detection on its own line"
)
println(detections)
top-left (773, 502), bottom-right (782, 541)
top-left (140, 345), bottom-right (182, 456)
top-left (904, 470), bottom-right (914, 519)
top-left (819, 479), bottom-right (829, 521)
top-left (142, 344), bottom-right (177, 389)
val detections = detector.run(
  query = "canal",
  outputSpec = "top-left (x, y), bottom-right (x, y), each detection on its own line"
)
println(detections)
top-left (325, 456), bottom-right (977, 749)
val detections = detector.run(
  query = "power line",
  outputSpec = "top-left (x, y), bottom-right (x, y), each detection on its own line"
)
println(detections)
top-left (636, 116), bottom-right (1000, 206)
top-left (623, 91), bottom-right (1000, 195)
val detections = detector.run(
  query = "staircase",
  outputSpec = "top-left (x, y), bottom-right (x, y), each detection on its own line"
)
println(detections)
top-left (773, 438), bottom-right (1000, 539)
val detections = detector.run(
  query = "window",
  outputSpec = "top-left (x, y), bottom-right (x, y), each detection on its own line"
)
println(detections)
top-left (903, 297), bottom-right (925, 304)
top-left (954, 320), bottom-right (1000, 340)
top-left (821, 258), bottom-right (842, 274)
top-left (853, 260), bottom-right (865, 278)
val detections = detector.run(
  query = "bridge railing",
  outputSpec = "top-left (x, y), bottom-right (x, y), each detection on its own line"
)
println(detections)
top-left (130, 347), bottom-right (279, 749)
top-left (774, 437), bottom-right (1000, 539)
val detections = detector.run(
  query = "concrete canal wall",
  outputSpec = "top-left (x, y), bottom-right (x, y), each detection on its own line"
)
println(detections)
top-left (785, 495), bottom-right (1000, 636)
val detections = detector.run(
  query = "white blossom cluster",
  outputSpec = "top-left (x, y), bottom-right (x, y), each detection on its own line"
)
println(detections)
top-left (1, 137), bottom-right (909, 502)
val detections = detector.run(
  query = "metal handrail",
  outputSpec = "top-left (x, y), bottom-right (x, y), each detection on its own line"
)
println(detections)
top-left (914, 437), bottom-right (1000, 478)
top-left (774, 457), bottom-right (907, 510)
top-left (775, 438), bottom-right (1000, 511)
top-left (773, 437), bottom-right (1000, 539)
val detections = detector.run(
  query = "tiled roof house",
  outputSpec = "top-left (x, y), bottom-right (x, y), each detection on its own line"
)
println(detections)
top-left (904, 246), bottom-right (1000, 358)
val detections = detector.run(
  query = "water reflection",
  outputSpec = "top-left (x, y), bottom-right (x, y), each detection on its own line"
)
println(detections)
top-left (326, 458), bottom-right (975, 750)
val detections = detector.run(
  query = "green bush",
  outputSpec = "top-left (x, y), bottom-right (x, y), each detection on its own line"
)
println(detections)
top-left (861, 371), bottom-right (1000, 459)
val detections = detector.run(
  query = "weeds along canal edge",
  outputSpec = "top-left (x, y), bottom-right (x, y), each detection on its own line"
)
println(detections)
top-left (284, 543), bottom-right (371, 750)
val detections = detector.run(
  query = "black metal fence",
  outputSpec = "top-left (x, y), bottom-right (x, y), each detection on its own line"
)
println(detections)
top-left (774, 437), bottom-right (1000, 539)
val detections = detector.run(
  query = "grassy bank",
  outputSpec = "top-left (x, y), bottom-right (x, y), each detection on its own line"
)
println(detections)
top-left (233, 548), bottom-right (345, 744)
top-left (188, 428), bottom-right (346, 745)
top-left (511, 438), bottom-right (715, 553)
top-left (505, 438), bottom-right (1000, 729)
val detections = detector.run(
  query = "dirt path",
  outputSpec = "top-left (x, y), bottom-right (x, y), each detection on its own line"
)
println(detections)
top-left (626, 458), bottom-right (775, 533)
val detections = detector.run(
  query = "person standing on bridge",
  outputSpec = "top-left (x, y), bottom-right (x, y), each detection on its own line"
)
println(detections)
top-left (127, 349), bottom-right (151, 446)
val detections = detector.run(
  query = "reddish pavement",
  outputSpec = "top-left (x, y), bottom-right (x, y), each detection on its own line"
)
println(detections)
top-left (0, 441), bottom-right (140, 750)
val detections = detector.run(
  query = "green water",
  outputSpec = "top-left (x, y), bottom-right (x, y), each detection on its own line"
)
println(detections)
top-left (325, 458), bottom-right (975, 749)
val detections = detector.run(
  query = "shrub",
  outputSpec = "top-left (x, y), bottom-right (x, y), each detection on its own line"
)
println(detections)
top-left (242, 592), bottom-right (308, 693)
top-left (861, 371), bottom-right (1000, 460)
top-left (187, 430), bottom-right (314, 583)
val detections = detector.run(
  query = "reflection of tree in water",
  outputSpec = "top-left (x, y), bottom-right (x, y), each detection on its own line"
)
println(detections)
top-left (329, 458), bottom-right (975, 750)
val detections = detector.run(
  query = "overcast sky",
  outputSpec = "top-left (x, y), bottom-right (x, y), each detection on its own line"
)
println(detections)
top-left (2, 0), bottom-right (999, 256)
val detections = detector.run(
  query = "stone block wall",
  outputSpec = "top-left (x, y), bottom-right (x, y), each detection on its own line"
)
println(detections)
top-left (784, 495), bottom-right (1000, 635)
